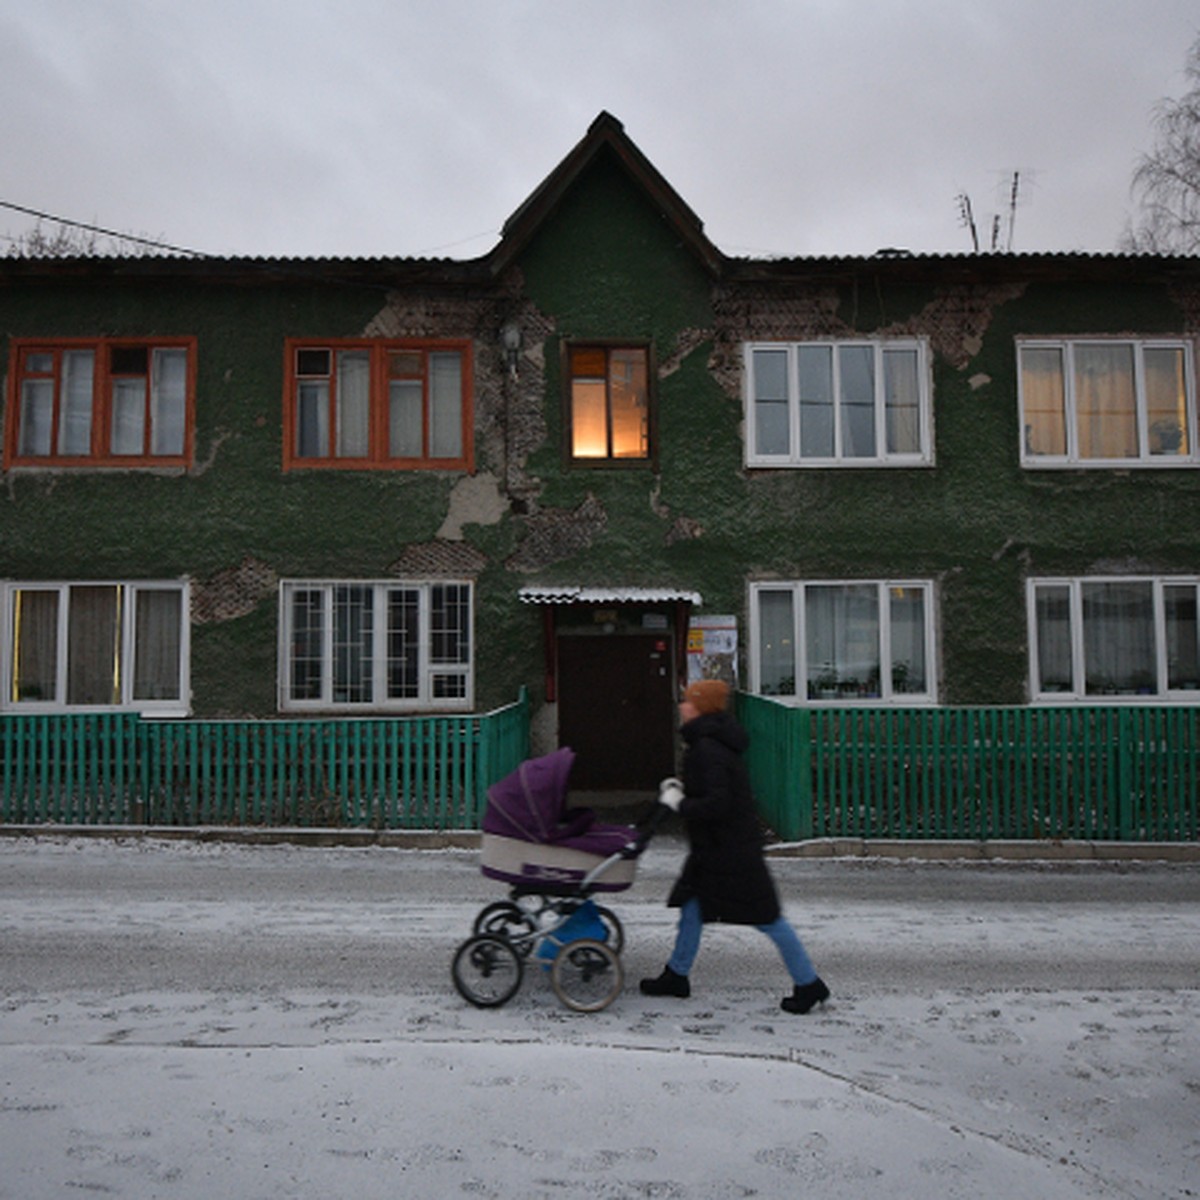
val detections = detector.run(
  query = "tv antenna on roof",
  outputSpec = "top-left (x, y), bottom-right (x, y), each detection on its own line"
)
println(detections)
top-left (956, 169), bottom-right (1034, 252)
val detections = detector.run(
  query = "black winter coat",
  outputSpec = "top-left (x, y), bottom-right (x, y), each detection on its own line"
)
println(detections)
top-left (666, 710), bottom-right (781, 926)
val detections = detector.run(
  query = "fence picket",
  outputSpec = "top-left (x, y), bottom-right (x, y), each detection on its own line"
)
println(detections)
top-left (738, 694), bottom-right (1199, 843)
top-left (0, 691), bottom-right (529, 831)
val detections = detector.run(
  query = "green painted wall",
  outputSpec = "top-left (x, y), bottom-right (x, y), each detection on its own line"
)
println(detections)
top-left (3, 152), bottom-right (1198, 718)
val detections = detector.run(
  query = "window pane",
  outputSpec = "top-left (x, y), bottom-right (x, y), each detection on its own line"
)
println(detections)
top-left (110, 346), bottom-right (147, 375)
top-left (296, 348), bottom-right (330, 376)
top-left (110, 378), bottom-right (146, 455)
top-left (431, 584), bottom-right (470, 664)
top-left (1145, 347), bottom-right (1189, 457)
top-left (1021, 347), bottom-right (1067, 456)
top-left (797, 346), bottom-right (834, 458)
top-left (889, 586), bottom-right (927, 693)
top-left (149, 349), bottom-right (187, 456)
top-left (429, 351), bottom-right (463, 459)
top-left (332, 585), bottom-right (373, 703)
top-left (289, 589), bottom-right (324, 701)
top-left (1035, 585), bottom-right (1073, 693)
top-left (297, 380), bottom-right (330, 457)
top-left (389, 379), bottom-right (423, 458)
top-left (753, 349), bottom-right (791, 456)
top-left (1165, 584), bottom-right (1200, 690)
top-left (133, 589), bottom-right (182, 700)
top-left (571, 379), bottom-right (608, 458)
top-left (883, 348), bottom-right (920, 455)
top-left (1082, 580), bottom-right (1155, 694)
top-left (1075, 344), bottom-right (1137, 459)
top-left (806, 584), bottom-right (879, 694)
top-left (58, 350), bottom-right (95, 455)
top-left (336, 351), bottom-right (371, 458)
top-left (609, 349), bottom-right (647, 458)
top-left (11, 589), bottom-right (59, 703)
top-left (386, 588), bottom-right (420, 699)
top-left (756, 589), bottom-right (795, 696)
top-left (66, 585), bottom-right (121, 706)
top-left (18, 379), bottom-right (54, 456)
top-left (838, 346), bottom-right (876, 458)
top-left (432, 674), bottom-right (467, 699)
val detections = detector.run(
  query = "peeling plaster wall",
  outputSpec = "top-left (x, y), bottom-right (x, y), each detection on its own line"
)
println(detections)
top-left (3, 184), bottom-right (1199, 719)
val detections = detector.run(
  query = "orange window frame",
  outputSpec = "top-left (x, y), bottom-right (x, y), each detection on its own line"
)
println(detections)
top-left (4, 337), bottom-right (197, 469)
top-left (282, 338), bottom-right (474, 472)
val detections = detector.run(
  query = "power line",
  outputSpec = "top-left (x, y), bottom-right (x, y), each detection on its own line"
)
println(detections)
top-left (0, 199), bottom-right (210, 257)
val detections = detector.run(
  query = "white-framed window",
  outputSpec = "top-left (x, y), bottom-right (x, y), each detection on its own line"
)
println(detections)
top-left (749, 580), bottom-right (936, 704)
top-left (1, 581), bottom-right (189, 714)
top-left (1028, 576), bottom-right (1200, 701)
top-left (278, 580), bottom-right (473, 712)
top-left (744, 339), bottom-right (932, 466)
top-left (1018, 337), bottom-right (1198, 467)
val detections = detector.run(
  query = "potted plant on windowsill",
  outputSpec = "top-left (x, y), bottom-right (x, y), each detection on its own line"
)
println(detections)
top-left (812, 667), bottom-right (840, 699)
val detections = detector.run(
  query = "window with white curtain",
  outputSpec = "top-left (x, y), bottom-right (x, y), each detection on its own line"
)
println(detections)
top-left (7, 339), bottom-right (194, 467)
top-left (2, 581), bottom-right (189, 713)
top-left (279, 580), bottom-right (472, 711)
top-left (286, 340), bottom-right (471, 469)
top-left (744, 339), bottom-right (932, 466)
top-left (1029, 577), bottom-right (1200, 700)
top-left (1018, 338), bottom-right (1198, 467)
top-left (750, 580), bottom-right (936, 703)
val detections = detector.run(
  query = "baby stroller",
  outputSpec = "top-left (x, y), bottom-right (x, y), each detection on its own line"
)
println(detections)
top-left (452, 747), bottom-right (658, 1012)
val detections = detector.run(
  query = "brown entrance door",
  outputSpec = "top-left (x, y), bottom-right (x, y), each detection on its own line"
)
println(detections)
top-left (557, 634), bottom-right (677, 791)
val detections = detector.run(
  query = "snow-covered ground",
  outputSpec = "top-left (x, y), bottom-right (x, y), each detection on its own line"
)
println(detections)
top-left (1, 834), bottom-right (1198, 1199)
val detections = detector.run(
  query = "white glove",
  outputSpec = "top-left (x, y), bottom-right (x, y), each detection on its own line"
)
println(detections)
top-left (658, 777), bottom-right (685, 812)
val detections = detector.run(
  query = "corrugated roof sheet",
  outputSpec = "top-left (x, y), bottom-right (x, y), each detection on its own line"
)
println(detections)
top-left (518, 585), bottom-right (702, 605)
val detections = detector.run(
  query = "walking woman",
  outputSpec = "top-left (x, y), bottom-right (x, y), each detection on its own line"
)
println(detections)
top-left (640, 679), bottom-right (830, 1014)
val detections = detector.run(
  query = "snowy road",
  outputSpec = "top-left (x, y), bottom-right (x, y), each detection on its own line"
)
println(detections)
top-left (1, 835), bottom-right (1198, 1198)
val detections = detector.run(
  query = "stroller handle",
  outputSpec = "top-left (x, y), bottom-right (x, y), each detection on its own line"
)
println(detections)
top-left (621, 801), bottom-right (672, 859)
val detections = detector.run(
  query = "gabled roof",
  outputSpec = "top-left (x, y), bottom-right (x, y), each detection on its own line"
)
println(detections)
top-left (487, 111), bottom-right (727, 278)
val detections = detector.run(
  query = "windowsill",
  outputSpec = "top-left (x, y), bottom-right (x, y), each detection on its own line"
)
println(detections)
top-left (1020, 458), bottom-right (1200, 470)
top-left (746, 459), bottom-right (934, 469)
top-left (3, 461), bottom-right (192, 474)
top-left (283, 459), bottom-right (471, 472)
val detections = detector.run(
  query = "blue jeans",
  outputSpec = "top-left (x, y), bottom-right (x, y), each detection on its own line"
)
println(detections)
top-left (666, 896), bottom-right (818, 985)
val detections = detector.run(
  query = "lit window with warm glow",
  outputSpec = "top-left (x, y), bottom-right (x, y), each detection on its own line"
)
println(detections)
top-left (568, 345), bottom-right (651, 462)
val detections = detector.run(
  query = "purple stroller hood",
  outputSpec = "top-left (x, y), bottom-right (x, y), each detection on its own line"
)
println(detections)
top-left (483, 747), bottom-right (632, 856)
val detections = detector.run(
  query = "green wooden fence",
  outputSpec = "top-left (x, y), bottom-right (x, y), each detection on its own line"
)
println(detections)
top-left (738, 694), bottom-right (1200, 843)
top-left (0, 691), bottom-right (530, 829)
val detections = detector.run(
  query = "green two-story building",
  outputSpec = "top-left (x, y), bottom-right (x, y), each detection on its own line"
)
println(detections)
top-left (3, 112), bottom-right (1198, 801)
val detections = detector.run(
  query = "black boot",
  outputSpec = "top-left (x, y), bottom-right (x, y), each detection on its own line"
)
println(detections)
top-left (639, 965), bottom-right (691, 998)
top-left (781, 977), bottom-right (829, 1014)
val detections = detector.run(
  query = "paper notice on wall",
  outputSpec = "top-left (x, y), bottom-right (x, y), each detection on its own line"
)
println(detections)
top-left (687, 615), bottom-right (738, 686)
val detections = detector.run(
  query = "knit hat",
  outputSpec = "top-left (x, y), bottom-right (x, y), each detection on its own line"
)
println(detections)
top-left (683, 679), bottom-right (730, 715)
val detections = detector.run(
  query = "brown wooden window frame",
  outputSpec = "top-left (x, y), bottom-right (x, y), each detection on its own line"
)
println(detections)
top-left (283, 338), bottom-right (474, 472)
top-left (4, 337), bottom-right (197, 469)
top-left (563, 340), bottom-right (656, 467)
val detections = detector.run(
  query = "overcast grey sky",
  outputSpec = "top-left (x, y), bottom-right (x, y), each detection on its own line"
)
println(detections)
top-left (2, 0), bottom-right (1197, 261)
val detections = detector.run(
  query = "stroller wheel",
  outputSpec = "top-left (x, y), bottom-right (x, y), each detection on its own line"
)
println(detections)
top-left (452, 934), bottom-right (524, 1008)
top-left (550, 938), bottom-right (624, 1013)
top-left (472, 901), bottom-right (538, 956)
